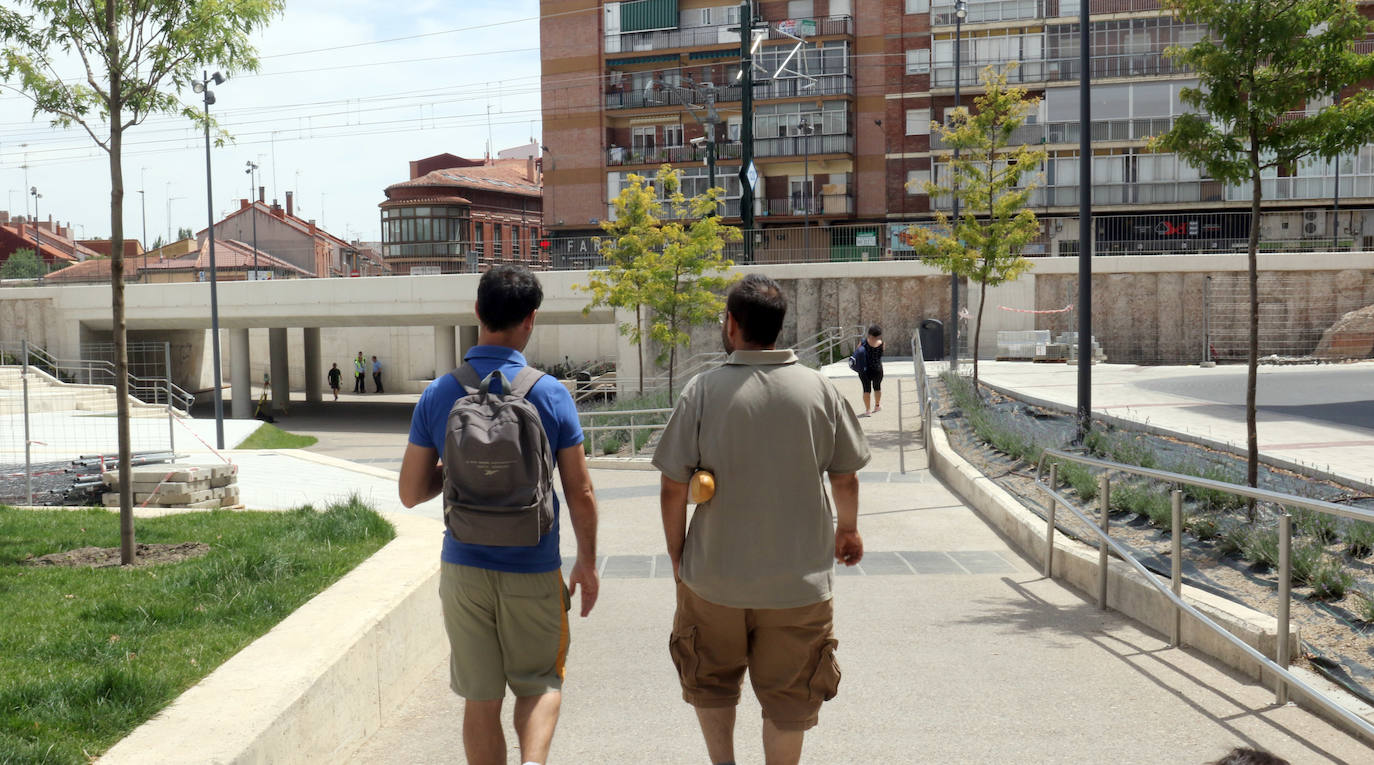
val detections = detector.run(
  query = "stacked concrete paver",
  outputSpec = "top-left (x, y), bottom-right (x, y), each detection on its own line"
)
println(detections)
top-left (102, 464), bottom-right (241, 509)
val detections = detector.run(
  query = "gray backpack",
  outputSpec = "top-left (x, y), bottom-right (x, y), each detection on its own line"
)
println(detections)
top-left (443, 364), bottom-right (555, 547)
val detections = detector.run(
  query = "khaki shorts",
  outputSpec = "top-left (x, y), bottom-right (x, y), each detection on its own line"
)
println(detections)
top-left (439, 562), bottom-right (570, 701)
top-left (669, 580), bottom-right (840, 731)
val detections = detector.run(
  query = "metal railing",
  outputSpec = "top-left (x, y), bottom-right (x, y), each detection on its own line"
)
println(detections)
top-left (1034, 448), bottom-right (1374, 745)
top-left (606, 15), bottom-right (852, 56)
top-left (930, 117), bottom-right (1178, 150)
top-left (580, 407), bottom-right (673, 459)
top-left (754, 133), bottom-right (854, 158)
top-left (604, 72), bottom-right (852, 111)
top-left (911, 331), bottom-right (936, 466)
top-left (762, 194), bottom-right (854, 217)
top-left (1, 341), bottom-right (194, 414)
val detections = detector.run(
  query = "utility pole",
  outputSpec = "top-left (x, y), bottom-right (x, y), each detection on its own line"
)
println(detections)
top-left (139, 167), bottom-right (147, 253)
top-left (738, 0), bottom-right (757, 263)
top-left (950, 0), bottom-right (966, 370)
top-left (1076, 0), bottom-right (1093, 439)
top-left (246, 161), bottom-right (260, 278)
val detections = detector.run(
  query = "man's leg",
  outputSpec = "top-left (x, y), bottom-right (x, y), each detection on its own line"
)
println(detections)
top-left (696, 706), bottom-right (737, 764)
top-left (512, 691), bottom-right (561, 764)
top-left (463, 699), bottom-right (506, 765)
top-left (762, 719), bottom-right (803, 765)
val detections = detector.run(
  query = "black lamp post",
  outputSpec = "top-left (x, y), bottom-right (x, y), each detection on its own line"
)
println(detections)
top-left (950, 0), bottom-right (966, 369)
top-left (194, 70), bottom-right (226, 449)
top-left (28, 186), bottom-right (41, 259)
top-left (246, 160), bottom-right (260, 278)
top-left (800, 116), bottom-right (814, 256)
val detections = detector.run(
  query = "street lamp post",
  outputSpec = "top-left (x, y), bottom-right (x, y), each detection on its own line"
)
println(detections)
top-left (194, 70), bottom-right (227, 450)
top-left (950, 0), bottom-right (966, 369)
top-left (246, 161), bottom-right (260, 278)
top-left (799, 117), bottom-right (814, 257)
top-left (28, 186), bottom-right (41, 259)
top-left (139, 167), bottom-right (147, 253)
top-left (1076, 0), bottom-right (1094, 439)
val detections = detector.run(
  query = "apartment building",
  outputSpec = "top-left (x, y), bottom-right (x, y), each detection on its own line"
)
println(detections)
top-left (542, 0), bottom-right (1374, 259)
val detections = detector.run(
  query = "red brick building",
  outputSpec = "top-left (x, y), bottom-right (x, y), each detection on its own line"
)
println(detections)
top-left (0, 211), bottom-right (97, 271)
top-left (379, 154), bottom-right (543, 274)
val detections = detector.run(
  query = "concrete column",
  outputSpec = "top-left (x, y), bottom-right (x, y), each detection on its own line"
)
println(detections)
top-left (459, 325), bottom-right (479, 359)
top-left (269, 327), bottom-right (289, 412)
top-left (434, 325), bottom-right (457, 378)
top-left (303, 327), bottom-right (322, 403)
top-left (230, 328), bottom-right (252, 419)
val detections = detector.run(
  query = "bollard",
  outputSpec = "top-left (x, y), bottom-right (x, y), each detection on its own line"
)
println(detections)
top-left (1171, 489), bottom-right (1183, 647)
top-left (1098, 474), bottom-right (1110, 610)
top-left (1277, 512), bottom-right (1292, 705)
top-left (1045, 463), bottom-right (1059, 577)
top-left (167, 380), bottom-right (177, 463)
top-left (629, 415), bottom-right (636, 458)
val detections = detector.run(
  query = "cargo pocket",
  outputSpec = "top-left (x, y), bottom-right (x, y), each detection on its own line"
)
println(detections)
top-left (668, 625), bottom-right (700, 688)
top-left (807, 638), bottom-right (841, 702)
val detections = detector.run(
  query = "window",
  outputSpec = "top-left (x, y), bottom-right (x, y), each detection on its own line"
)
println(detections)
top-left (474, 224), bottom-right (484, 257)
top-left (494, 225), bottom-right (504, 257)
top-left (663, 123), bottom-right (684, 147)
top-left (513, 227), bottom-right (522, 257)
top-left (787, 0), bottom-right (814, 17)
top-left (906, 169), bottom-right (931, 195)
top-left (905, 0), bottom-right (929, 12)
top-left (906, 108), bottom-right (931, 136)
top-left (632, 125), bottom-right (657, 151)
top-left (906, 49), bottom-right (930, 75)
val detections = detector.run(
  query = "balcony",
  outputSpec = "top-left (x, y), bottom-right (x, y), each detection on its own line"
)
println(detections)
top-left (762, 194), bottom-right (854, 217)
top-left (932, 51), bottom-right (1183, 88)
top-left (930, 117), bottom-right (1178, 149)
top-left (607, 15), bottom-right (852, 55)
top-left (605, 73), bottom-right (852, 110)
top-left (605, 197), bottom-right (743, 221)
top-left (931, 0), bottom-right (1164, 25)
top-left (755, 133), bottom-right (855, 158)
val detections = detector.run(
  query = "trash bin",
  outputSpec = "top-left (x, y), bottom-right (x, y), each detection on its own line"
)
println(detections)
top-left (918, 319), bottom-right (944, 361)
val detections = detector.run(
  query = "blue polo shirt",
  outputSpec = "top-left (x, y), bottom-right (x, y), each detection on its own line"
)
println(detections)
top-left (408, 345), bottom-right (583, 572)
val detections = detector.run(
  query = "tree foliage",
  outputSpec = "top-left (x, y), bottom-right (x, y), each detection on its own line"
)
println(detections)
top-left (582, 165), bottom-right (740, 396)
top-left (1152, 0), bottom-right (1374, 505)
top-left (0, 0), bottom-right (283, 563)
top-left (0, 249), bottom-right (47, 280)
top-left (906, 64), bottom-right (1045, 391)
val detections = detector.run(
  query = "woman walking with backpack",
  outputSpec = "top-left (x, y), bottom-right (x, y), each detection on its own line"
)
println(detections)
top-left (850, 325), bottom-right (884, 415)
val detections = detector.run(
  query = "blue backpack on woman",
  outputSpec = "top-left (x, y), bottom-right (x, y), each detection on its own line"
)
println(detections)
top-left (848, 342), bottom-right (867, 373)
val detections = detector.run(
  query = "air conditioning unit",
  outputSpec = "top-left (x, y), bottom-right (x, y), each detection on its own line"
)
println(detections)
top-left (1302, 209), bottom-right (1325, 237)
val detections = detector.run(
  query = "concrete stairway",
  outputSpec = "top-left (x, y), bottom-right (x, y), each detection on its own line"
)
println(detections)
top-left (0, 366), bottom-right (166, 417)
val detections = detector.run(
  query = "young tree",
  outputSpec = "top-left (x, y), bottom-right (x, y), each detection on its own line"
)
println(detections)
top-left (907, 64), bottom-right (1045, 392)
top-left (177, 226), bottom-right (195, 241)
top-left (1153, 0), bottom-right (1374, 504)
top-left (582, 165), bottom-right (739, 396)
top-left (0, 248), bottom-right (47, 280)
top-left (0, 0), bottom-right (283, 564)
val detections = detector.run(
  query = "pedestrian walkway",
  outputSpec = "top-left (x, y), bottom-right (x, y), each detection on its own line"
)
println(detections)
top-left (971, 359), bottom-right (1374, 487)
top-left (329, 379), bottom-right (1368, 764)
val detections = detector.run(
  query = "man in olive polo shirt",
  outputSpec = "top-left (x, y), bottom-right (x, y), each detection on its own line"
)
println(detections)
top-left (654, 273), bottom-right (870, 765)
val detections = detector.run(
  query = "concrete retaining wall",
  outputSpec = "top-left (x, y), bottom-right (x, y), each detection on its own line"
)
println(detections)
top-left (97, 513), bottom-right (445, 765)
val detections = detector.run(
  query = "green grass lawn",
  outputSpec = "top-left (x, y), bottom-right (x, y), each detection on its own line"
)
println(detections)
top-left (0, 499), bottom-right (394, 764)
top-left (235, 422), bottom-right (318, 450)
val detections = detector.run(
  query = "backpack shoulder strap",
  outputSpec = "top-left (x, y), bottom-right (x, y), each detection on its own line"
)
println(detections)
top-left (451, 363), bottom-right (483, 394)
top-left (508, 366), bottom-right (546, 399)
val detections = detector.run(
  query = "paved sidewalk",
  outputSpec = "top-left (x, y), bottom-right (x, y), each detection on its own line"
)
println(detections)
top-left (335, 381), bottom-right (1369, 764)
top-left (969, 360), bottom-right (1374, 486)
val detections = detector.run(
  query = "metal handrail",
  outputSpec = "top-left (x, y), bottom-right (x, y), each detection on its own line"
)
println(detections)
top-left (1, 341), bottom-right (195, 413)
top-left (911, 330), bottom-right (935, 464)
top-left (579, 406), bottom-right (673, 459)
top-left (1034, 447), bottom-right (1374, 744)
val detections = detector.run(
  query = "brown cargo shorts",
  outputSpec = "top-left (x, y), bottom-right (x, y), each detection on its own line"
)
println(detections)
top-left (668, 580), bottom-right (840, 731)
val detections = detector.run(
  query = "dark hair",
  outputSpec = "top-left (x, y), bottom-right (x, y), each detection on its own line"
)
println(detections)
top-left (1212, 748), bottom-right (1289, 765)
top-left (477, 265), bottom-right (544, 331)
top-left (867, 324), bottom-right (883, 338)
top-left (726, 273), bottom-right (787, 347)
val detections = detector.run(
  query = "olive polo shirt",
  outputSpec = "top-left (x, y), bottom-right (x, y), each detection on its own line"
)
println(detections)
top-left (652, 348), bottom-right (871, 609)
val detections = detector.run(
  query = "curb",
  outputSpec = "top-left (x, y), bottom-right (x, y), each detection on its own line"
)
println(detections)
top-left (98, 512), bottom-right (445, 765)
top-left (925, 419), bottom-right (1374, 739)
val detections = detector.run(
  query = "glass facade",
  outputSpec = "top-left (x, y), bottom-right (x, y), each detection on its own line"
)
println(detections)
top-left (380, 205), bottom-right (470, 259)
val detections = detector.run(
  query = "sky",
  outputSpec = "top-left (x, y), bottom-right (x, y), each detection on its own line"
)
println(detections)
top-left (0, 0), bottom-right (552, 246)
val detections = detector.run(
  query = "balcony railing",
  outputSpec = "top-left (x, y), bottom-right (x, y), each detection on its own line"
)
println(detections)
top-left (605, 198), bottom-right (743, 222)
top-left (607, 15), bottom-right (852, 55)
top-left (755, 133), bottom-right (855, 158)
top-left (605, 73), bottom-right (852, 110)
top-left (930, 117), bottom-right (1178, 149)
top-left (932, 51), bottom-right (1185, 87)
top-left (932, 0), bottom-right (1043, 26)
top-left (762, 194), bottom-right (854, 217)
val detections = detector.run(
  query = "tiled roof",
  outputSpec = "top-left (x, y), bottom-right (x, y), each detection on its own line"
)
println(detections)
top-left (1, 223), bottom-right (97, 263)
top-left (45, 253), bottom-right (166, 283)
top-left (386, 159), bottom-right (541, 199)
top-left (378, 194), bottom-right (473, 208)
top-left (201, 201), bottom-right (349, 248)
top-left (142, 239), bottom-right (310, 275)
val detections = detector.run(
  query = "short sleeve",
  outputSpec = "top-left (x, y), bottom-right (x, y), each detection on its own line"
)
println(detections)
top-left (544, 379), bottom-right (584, 451)
top-left (408, 385), bottom-right (438, 449)
top-left (651, 379), bottom-right (702, 484)
top-left (827, 382), bottom-right (870, 474)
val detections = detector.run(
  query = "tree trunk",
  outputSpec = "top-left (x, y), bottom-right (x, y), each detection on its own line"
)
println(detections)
top-left (1245, 147), bottom-right (1262, 522)
top-left (107, 1), bottom-right (134, 565)
top-left (974, 272), bottom-right (988, 393)
top-left (636, 304), bottom-right (644, 395)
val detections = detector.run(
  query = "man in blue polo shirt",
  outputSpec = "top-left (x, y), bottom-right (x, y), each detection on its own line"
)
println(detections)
top-left (399, 265), bottom-right (599, 765)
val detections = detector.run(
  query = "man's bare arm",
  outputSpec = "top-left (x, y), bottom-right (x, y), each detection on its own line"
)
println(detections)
top-left (557, 444), bottom-right (599, 616)
top-left (660, 475), bottom-right (690, 578)
top-left (399, 443), bottom-right (443, 508)
top-left (828, 471), bottom-right (863, 566)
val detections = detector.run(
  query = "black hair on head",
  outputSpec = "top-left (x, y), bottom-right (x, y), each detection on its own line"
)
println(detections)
top-left (726, 273), bottom-right (787, 346)
top-left (477, 265), bottom-right (544, 331)
top-left (868, 324), bottom-right (883, 338)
